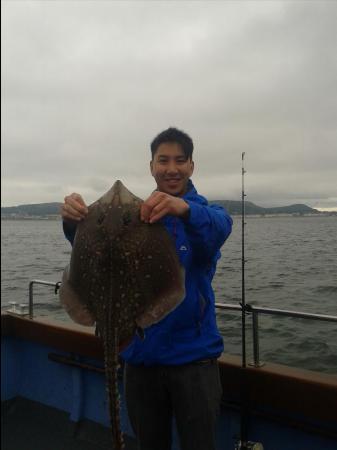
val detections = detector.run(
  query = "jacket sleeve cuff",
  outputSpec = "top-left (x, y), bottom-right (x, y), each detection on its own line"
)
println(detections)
top-left (63, 221), bottom-right (77, 246)
top-left (183, 200), bottom-right (209, 228)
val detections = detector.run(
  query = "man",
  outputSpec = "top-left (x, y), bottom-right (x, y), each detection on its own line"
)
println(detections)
top-left (61, 127), bottom-right (233, 450)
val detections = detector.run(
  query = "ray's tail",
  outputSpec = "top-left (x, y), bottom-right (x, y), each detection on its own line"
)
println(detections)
top-left (102, 316), bottom-right (124, 450)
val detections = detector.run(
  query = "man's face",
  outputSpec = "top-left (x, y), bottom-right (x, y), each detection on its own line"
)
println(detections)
top-left (150, 142), bottom-right (194, 197)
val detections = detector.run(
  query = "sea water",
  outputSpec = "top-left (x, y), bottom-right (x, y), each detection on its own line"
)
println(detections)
top-left (1, 216), bottom-right (336, 374)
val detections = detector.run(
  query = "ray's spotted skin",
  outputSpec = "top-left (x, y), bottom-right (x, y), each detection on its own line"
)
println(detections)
top-left (59, 180), bottom-right (185, 450)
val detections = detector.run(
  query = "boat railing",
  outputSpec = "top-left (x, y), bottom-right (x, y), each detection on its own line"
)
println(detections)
top-left (5, 280), bottom-right (337, 370)
top-left (215, 302), bottom-right (337, 367)
top-left (5, 280), bottom-right (61, 319)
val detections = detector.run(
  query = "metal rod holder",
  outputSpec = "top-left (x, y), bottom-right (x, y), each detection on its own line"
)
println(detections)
top-left (250, 311), bottom-right (264, 367)
top-left (29, 280), bottom-right (62, 319)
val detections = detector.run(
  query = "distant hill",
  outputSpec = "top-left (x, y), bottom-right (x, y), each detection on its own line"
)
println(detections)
top-left (1, 202), bottom-right (62, 217)
top-left (209, 200), bottom-right (320, 215)
top-left (1, 200), bottom-right (321, 218)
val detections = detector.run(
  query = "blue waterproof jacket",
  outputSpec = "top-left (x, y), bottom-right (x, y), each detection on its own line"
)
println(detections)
top-left (63, 180), bottom-right (232, 366)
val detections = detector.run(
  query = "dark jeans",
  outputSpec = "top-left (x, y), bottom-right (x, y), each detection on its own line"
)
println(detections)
top-left (124, 360), bottom-right (222, 450)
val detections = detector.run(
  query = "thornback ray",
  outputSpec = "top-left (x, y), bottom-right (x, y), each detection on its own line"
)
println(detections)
top-left (59, 180), bottom-right (185, 450)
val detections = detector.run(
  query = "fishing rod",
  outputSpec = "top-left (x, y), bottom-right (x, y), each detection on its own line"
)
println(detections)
top-left (235, 152), bottom-right (249, 450)
top-left (241, 152), bottom-right (247, 369)
top-left (235, 153), bottom-right (263, 450)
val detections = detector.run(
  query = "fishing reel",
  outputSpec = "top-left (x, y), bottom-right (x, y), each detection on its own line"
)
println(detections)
top-left (235, 440), bottom-right (264, 450)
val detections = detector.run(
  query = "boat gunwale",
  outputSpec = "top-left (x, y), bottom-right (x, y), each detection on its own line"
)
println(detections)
top-left (2, 312), bottom-right (337, 432)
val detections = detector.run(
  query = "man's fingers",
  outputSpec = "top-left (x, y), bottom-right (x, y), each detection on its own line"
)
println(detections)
top-left (62, 203), bottom-right (84, 220)
top-left (148, 199), bottom-right (169, 222)
top-left (61, 206), bottom-right (82, 222)
top-left (141, 194), bottom-right (163, 222)
top-left (64, 194), bottom-right (88, 215)
top-left (149, 206), bottom-right (169, 223)
top-left (140, 202), bottom-right (152, 222)
top-left (141, 192), bottom-right (177, 223)
top-left (71, 193), bottom-right (88, 211)
top-left (61, 192), bottom-right (88, 222)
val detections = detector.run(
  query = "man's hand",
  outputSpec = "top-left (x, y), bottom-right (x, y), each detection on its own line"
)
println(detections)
top-left (61, 193), bottom-right (88, 222)
top-left (140, 192), bottom-right (190, 224)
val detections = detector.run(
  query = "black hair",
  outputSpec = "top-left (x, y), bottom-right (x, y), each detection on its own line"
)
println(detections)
top-left (150, 127), bottom-right (194, 160)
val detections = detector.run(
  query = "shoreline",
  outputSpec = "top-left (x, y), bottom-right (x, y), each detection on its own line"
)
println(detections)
top-left (1, 213), bottom-right (336, 221)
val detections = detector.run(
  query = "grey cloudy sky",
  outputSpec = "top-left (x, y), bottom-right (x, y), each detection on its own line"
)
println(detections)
top-left (2, 1), bottom-right (337, 210)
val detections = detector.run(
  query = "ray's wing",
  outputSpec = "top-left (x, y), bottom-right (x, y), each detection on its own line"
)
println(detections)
top-left (117, 222), bottom-right (185, 330)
